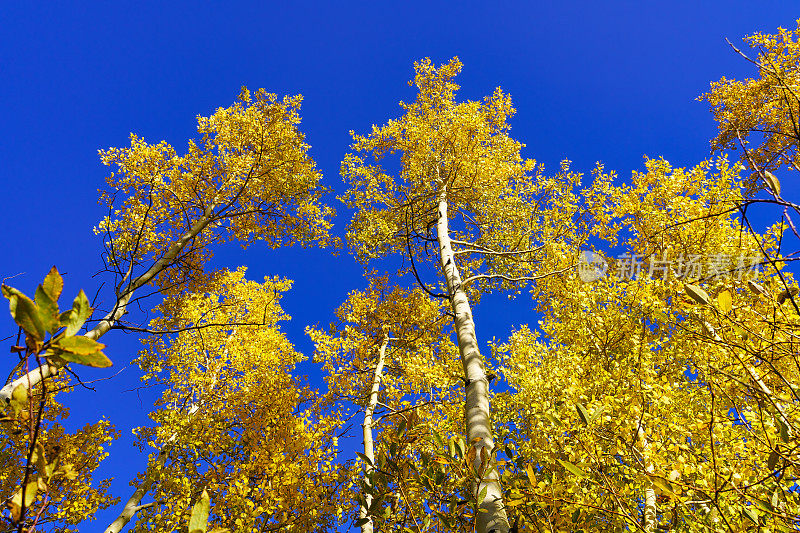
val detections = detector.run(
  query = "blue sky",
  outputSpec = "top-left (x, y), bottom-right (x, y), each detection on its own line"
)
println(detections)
top-left (1, 2), bottom-right (798, 531)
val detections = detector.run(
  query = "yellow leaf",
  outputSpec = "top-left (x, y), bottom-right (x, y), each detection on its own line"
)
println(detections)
top-left (717, 290), bottom-right (732, 313)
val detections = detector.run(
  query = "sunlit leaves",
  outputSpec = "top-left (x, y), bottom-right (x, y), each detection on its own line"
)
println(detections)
top-left (340, 58), bottom-right (578, 293)
top-left (130, 269), bottom-right (345, 533)
top-left (96, 88), bottom-right (335, 296)
top-left (496, 155), bottom-right (799, 531)
top-left (701, 22), bottom-right (800, 192)
top-left (188, 490), bottom-right (211, 533)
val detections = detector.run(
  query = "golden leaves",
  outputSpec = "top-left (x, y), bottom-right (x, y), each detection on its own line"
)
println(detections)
top-left (700, 21), bottom-right (800, 191)
top-left (340, 57), bottom-right (563, 280)
top-left (97, 88), bottom-right (335, 296)
top-left (131, 269), bottom-right (344, 532)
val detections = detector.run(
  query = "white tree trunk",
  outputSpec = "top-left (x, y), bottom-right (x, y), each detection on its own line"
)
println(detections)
top-left (359, 336), bottom-right (387, 533)
top-left (435, 187), bottom-right (509, 533)
top-left (636, 423), bottom-right (657, 532)
top-left (103, 404), bottom-right (206, 532)
top-left (103, 473), bottom-right (157, 533)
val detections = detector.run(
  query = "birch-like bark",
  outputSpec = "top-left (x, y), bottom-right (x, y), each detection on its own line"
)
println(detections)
top-left (359, 336), bottom-right (388, 533)
top-left (103, 469), bottom-right (158, 533)
top-left (0, 204), bottom-right (217, 404)
top-left (435, 185), bottom-right (509, 533)
top-left (636, 423), bottom-right (657, 532)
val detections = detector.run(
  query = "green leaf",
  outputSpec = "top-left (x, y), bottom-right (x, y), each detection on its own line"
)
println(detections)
top-left (684, 283), bottom-right (709, 305)
top-left (454, 436), bottom-right (465, 459)
top-left (753, 498), bottom-right (771, 513)
top-left (576, 403), bottom-right (589, 425)
top-left (477, 485), bottom-right (488, 504)
top-left (54, 349), bottom-right (112, 368)
top-left (742, 507), bottom-right (759, 525)
top-left (4, 287), bottom-right (45, 341)
top-left (557, 459), bottom-right (588, 478)
top-left (57, 335), bottom-right (105, 356)
top-left (53, 336), bottom-right (111, 368)
top-left (34, 285), bottom-right (59, 334)
top-left (356, 452), bottom-right (373, 466)
top-left (188, 489), bottom-right (211, 533)
top-left (64, 290), bottom-right (91, 336)
top-left (431, 430), bottom-right (444, 448)
top-left (651, 477), bottom-right (675, 497)
top-left (42, 266), bottom-right (63, 301)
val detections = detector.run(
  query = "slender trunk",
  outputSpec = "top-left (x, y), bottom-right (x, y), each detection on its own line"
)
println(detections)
top-left (435, 186), bottom-right (509, 533)
top-left (360, 336), bottom-right (388, 533)
top-left (0, 204), bottom-right (217, 404)
top-left (636, 423), bottom-right (657, 532)
top-left (103, 471), bottom-right (158, 533)
top-left (103, 406), bottom-right (206, 532)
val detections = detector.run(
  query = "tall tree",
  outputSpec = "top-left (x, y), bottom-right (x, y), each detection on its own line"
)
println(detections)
top-left (1, 87), bottom-right (335, 531)
top-left (497, 158), bottom-right (799, 531)
top-left (308, 276), bottom-right (460, 531)
top-left (702, 20), bottom-right (800, 194)
top-left (112, 268), bottom-right (345, 533)
top-left (1, 86), bottom-right (334, 403)
top-left (341, 58), bottom-right (580, 533)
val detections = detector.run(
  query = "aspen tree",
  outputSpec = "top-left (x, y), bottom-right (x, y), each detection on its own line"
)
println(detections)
top-left (115, 269), bottom-right (345, 532)
top-left (308, 276), bottom-right (459, 531)
top-left (702, 20), bottom-right (800, 194)
top-left (1, 87), bottom-right (334, 404)
top-left (341, 58), bottom-right (579, 533)
top-left (498, 159), bottom-right (798, 531)
top-left (2, 88), bottom-right (334, 531)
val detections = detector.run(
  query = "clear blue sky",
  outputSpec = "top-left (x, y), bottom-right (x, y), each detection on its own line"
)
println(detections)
top-left (1, 2), bottom-right (798, 531)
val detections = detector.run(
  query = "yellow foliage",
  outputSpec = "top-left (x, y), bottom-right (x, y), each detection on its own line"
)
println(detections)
top-left (498, 158), bottom-right (799, 531)
top-left (701, 19), bottom-right (800, 192)
top-left (130, 269), bottom-right (346, 532)
top-left (97, 88), bottom-right (335, 296)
